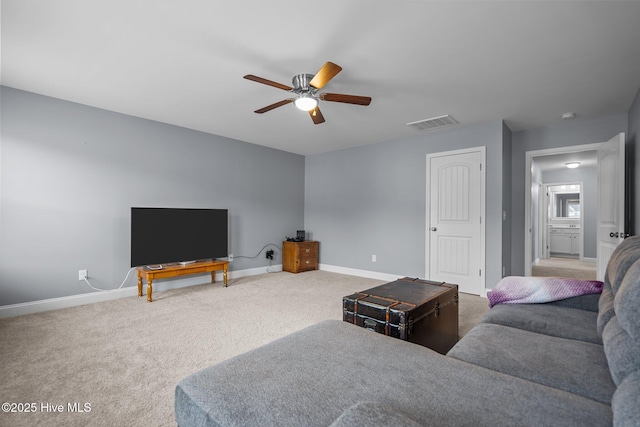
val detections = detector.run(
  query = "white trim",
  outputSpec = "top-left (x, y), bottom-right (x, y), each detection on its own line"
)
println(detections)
top-left (0, 265), bottom-right (282, 319)
top-left (425, 146), bottom-right (486, 296)
top-left (524, 142), bottom-right (604, 276)
top-left (319, 264), bottom-right (403, 282)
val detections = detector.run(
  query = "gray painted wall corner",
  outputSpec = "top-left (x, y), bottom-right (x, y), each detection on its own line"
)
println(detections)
top-left (304, 120), bottom-right (506, 292)
top-left (0, 87), bottom-right (305, 305)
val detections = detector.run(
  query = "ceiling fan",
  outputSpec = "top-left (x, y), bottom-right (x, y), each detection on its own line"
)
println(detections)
top-left (243, 62), bottom-right (372, 125)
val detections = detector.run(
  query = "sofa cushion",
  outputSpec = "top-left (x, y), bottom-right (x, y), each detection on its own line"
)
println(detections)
top-left (601, 253), bottom-right (640, 394)
top-left (447, 323), bottom-right (615, 404)
top-left (598, 283), bottom-right (616, 337)
top-left (602, 316), bottom-right (640, 386)
top-left (612, 370), bottom-right (640, 427)
top-left (329, 402), bottom-right (423, 427)
top-left (615, 259), bottom-right (640, 341)
top-left (604, 236), bottom-right (640, 295)
top-left (480, 303), bottom-right (601, 344)
top-left (175, 320), bottom-right (612, 427)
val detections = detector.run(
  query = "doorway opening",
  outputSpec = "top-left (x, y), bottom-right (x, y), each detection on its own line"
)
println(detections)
top-left (535, 181), bottom-right (596, 278)
top-left (524, 133), bottom-right (626, 281)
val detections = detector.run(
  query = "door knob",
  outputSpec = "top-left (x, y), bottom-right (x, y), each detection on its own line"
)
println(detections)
top-left (610, 232), bottom-right (619, 238)
top-left (430, 227), bottom-right (437, 232)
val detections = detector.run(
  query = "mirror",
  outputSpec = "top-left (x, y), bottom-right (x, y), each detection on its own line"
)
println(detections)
top-left (549, 184), bottom-right (581, 219)
top-left (555, 193), bottom-right (580, 218)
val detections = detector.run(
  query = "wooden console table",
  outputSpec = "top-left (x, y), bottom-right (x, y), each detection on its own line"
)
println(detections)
top-left (137, 260), bottom-right (229, 302)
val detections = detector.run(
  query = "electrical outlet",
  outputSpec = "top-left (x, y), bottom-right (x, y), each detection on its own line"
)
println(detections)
top-left (228, 254), bottom-right (233, 262)
top-left (266, 249), bottom-right (274, 260)
top-left (78, 269), bottom-right (87, 281)
top-left (371, 255), bottom-right (377, 263)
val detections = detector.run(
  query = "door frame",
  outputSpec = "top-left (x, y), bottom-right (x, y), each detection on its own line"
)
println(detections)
top-left (525, 141), bottom-right (606, 276)
top-left (425, 146), bottom-right (486, 296)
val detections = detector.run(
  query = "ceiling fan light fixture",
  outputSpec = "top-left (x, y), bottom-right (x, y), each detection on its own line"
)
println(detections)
top-left (565, 162), bottom-right (580, 169)
top-left (294, 95), bottom-right (318, 111)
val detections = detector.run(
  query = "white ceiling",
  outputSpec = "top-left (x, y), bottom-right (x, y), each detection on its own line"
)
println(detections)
top-left (533, 150), bottom-right (598, 172)
top-left (2, 1), bottom-right (640, 156)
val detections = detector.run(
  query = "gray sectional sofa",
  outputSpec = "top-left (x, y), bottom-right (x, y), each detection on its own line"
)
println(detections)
top-left (175, 236), bottom-right (640, 426)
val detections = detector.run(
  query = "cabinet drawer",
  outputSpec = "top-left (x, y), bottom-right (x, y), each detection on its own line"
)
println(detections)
top-left (296, 257), bottom-right (317, 271)
top-left (297, 245), bottom-right (318, 257)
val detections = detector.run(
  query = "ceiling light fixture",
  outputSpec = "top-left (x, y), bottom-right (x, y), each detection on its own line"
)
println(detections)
top-left (562, 112), bottom-right (576, 120)
top-left (565, 162), bottom-right (580, 169)
top-left (294, 95), bottom-right (318, 112)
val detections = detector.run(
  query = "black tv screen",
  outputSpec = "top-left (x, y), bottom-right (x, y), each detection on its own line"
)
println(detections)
top-left (130, 208), bottom-right (228, 267)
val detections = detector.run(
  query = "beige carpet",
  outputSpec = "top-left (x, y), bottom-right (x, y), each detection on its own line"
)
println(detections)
top-left (0, 271), bottom-right (489, 427)
top-left (532, 256), bottom-right (597, 280)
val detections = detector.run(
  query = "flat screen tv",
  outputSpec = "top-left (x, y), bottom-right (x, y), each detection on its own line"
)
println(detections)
top-left (130, 207), bottom-right (228, 267)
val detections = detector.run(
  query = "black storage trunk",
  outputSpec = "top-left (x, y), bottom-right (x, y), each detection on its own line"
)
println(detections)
top-left (343, 277), bottom-right (459, 354)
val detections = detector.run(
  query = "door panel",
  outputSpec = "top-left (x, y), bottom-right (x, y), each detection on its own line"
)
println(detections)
top-left (437, 236), bottom-right (470, 275)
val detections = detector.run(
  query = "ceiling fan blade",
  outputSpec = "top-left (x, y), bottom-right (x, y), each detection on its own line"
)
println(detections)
top-left (321, 93), bottom-right (372, 106)
top-left (244, 74), bottom-right (292, 91)
top-left (309, 107), bottom-right (325, 125)
top-left (254, 99), bottom-right (294, 114)
top-left (309, 62), bottom-right (342, 89)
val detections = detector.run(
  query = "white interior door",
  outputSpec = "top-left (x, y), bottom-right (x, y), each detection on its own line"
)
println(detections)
top-left (596, 133), bottom-right (626, 280)
top-left (426, 148), bottom-right (484, 295)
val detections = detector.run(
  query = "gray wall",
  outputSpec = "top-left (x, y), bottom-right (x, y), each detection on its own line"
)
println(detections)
top-left (502, 123), bottom-right (512, 277)
top-left (304, 120), bottom-right (506, 291)
top-left (0, 87), bottom-right (305, 305)
top-left (510, 113), bottom-right (629, 275)
top-left (542, 166), bottom-right (597, 258)
top-left (3, 83), bottom-right (638, 306)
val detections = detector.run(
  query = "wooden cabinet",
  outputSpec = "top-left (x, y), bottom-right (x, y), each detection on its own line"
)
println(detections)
top-left (282, 241), bottom-right (319, 273)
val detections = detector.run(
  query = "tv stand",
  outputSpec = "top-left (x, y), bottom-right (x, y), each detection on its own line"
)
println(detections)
top-left (137, 260), bottom-right (229, 302)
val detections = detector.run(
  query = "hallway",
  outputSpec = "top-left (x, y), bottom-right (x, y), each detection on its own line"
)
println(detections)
top-left (532, 256), bottom-right (597, 280)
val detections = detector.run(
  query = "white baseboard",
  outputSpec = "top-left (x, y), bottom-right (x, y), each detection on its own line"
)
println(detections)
top-left (318, 264), bottom-right (403, 282)
top-left (0, 265), bottom-right (282, 319)
top-left (320, 264), bottom-right (489, 298)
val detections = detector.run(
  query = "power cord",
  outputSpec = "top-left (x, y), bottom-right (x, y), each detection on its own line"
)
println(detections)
top-left (234, 243), bottom-right (281, 260)
top-left (82, 267), bottom-right (137, 292)
top-left (236, 243), bottom-right (282, 274)
top-left (266, 258), bottom-right (278, 273)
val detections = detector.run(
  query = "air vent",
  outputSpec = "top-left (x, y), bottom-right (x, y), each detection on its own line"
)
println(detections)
top-left (407, 115), bottom-right (458, 131)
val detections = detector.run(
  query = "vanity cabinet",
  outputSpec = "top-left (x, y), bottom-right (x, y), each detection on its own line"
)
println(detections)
top-left (549, 226), bottom-right (580, 255)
